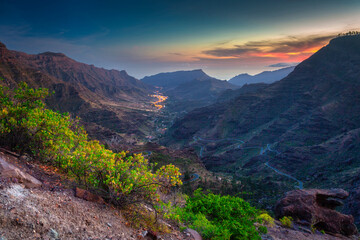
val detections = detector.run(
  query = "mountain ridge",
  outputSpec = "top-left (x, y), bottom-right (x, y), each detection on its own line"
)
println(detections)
top-left (0, 41), bottom-right (155, 141)
top-left (228, 66), bottom-right (295, 86)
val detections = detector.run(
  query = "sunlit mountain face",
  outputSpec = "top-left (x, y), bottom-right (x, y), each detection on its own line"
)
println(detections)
top-left (1, 0), bottom-right (359, 79)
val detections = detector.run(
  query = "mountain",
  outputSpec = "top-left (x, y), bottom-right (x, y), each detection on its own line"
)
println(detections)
top-left (0, 42), bottom-right (155, 141)
top-left (141, 69), bottom-right (212, 89)
top-left (217, 83), bottom-right (268, 102)
top-left (166, 35), bottom-right (360, 213)
top-left (142, 69), bottom-right (238, 112)
top-left (228, 66), bottom-right (295, 86)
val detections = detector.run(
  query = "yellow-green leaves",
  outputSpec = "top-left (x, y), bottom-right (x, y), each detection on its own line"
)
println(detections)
top-left (0, 82), bottom-right (182, 207)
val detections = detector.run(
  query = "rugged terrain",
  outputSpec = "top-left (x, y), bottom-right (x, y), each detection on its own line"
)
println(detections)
top-left (165, 35), bottom-right (360, 220)
top-left (142, 69), bottom-right (238, 112)
top-left (0, 42), bottom-right (156, 142)
top-left (0, 150), bottom-right (198, 240)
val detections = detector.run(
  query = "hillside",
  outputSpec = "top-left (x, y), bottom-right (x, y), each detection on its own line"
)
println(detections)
top-left (165, 35), bottom-right (360, 216)
top-left (229, 66), bottom-right (295, 86)
top-left (141, 69), bottom-right (212, 89)
top-left (0, 42), bottom-right (155, 141)
top-left (142, 69), bottom-right (238, 113)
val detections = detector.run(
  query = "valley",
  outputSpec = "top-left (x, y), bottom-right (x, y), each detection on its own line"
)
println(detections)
top-left (143, 34), bottom-right (360, 220)
top-left (1, 33), bottom-right (360, 239)
top-left (2, 1), bottom-right (360, 239)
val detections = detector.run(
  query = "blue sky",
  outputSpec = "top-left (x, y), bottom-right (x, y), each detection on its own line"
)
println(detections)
top-left (1, 0), bottom-right (359, 79)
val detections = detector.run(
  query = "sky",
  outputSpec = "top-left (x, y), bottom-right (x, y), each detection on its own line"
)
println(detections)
top-left (0, 0), bottom-right (359, 79)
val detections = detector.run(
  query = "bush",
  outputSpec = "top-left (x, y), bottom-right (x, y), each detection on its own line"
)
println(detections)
top-left (259, 213), bottom-right (275, 227)
top-left (279, 216), bottom-right (293, 228)
top-left (164, 189), bottom-right (262, 240)
top-left (0, 82), bottom-right (182, 207)
top-left (258, 225), bottom-right (267, 234)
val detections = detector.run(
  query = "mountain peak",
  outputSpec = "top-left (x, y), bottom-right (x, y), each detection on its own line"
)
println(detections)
top-left (192, 69), bottom-right (205, 73)
top-left (38, 52), bottom-right (67, 57)
top-left (0, 42), bottom-right (6, 49)
top-left (141, 69), bottom-right (213, 89)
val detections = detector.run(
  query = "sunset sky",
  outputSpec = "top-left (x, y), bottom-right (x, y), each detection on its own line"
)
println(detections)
top-left (1, 0), bottom-right (359, 79)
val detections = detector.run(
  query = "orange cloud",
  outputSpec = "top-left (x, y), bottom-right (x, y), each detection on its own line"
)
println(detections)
top-left (201, 34), bottom-right (335, 62)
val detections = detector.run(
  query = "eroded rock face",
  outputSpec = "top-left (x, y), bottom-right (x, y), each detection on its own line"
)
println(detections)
top-left (275, 189), bottom-right (357, 236)
top-left (0, 157), bottom-right (42, 188)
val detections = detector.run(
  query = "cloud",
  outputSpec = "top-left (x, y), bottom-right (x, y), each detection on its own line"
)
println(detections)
top-left (268, 62), bottom-right (298, 68)
top-left (168, 52), bottom-right (185, 56)
top-left (202, 34), bottom-right (336, 58)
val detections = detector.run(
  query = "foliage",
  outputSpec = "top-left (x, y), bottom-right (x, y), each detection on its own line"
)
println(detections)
top-left (311, 224), bottom-right (316, 233)
top-left (257, 225), bottom-right (267, 234)
top-left (0, 82), bottom-right (182, 207)
top-left (163, 189), bottom-right (262, 240)
top-left (279, 216), bottom-right (293, 228)
top-left (259, 213), bottom-right (275, 227)
top-left (338, 31), bottom-right (360, 36)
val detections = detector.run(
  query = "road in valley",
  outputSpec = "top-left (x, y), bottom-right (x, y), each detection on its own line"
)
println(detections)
top-left (192, 137), bottom-right (304, 189)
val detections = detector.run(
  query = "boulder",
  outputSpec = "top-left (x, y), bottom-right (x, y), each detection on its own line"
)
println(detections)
top-left (185, 228), bottom-right (202, 240)
top-left (0, 156), bottom-right (42, 188)
top-left (275, 189), bottom-right (357, 236)
top-left (75, 187), bottom-right (104, 204)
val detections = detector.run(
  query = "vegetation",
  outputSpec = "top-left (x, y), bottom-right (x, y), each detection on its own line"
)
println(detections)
top-left (0, 81), bottom-right (268, 239)
top-left (338, 31), bottom-right (360, 36)
top-left (164, 189), bottom-right (263, 240)
top-left (279, 216), bottom-right (293, 228)
top-left (259, 213), bottom-right (275, 227)
top-left (0, 82), bottom-right (182, 207)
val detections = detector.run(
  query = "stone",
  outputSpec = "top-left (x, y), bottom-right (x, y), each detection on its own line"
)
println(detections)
top-left (0, 157), bottom-right (41, 188)
top-left (74, 187), bottom-right (104, 204)
top-left (49, 228), bottom-right (59, 239)
top-left (275, 188), bottom-right (357, 236)
top-left (184, 229), bottom-right (202, 240)
top-left (141, 230), bottom-right (157, 240)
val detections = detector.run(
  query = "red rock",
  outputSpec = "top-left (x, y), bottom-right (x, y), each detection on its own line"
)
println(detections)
top-left (275, 189), bottom-right (357, 236)
top-left (74, 187), bottom-right (104, 204)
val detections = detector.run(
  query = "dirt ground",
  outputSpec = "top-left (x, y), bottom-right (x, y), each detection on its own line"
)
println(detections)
top-left (0, 151), bottom-right (193, 240)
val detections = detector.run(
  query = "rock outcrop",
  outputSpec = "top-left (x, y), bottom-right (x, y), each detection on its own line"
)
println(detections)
top-left (0, 156), bottom-right (42, 188)
top-left (275, 189), bottom-right (357, 236)
top-left (75, 187), bottom-right (104, 204)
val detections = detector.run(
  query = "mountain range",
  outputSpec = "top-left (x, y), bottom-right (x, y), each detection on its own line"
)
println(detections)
top-left (228, 66), bottom-right (295, 86)
top-left (0, 42), bottom-right (154, 141)
top-left (166, 35), bottom-right (360, 213)
top-left (141, 69), bottom-right (238, 112)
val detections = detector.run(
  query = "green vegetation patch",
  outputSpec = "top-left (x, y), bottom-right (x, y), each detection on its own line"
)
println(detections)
top-left (0, 82), bottom-right (182, 207)
top-left (164, 189), bottom-right (263, 240)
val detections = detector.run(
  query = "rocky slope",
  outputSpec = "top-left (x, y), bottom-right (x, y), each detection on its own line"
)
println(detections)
top-left (229, 66), bottom-right (295, 86)
top-left (0, 42), bottom-right (155, 141)
top-left (0, 150), bottom-right (197, 240)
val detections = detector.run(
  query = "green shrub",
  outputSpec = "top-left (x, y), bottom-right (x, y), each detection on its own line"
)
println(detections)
top-left (259, 213), bottom-right (275, 227)
top-left (0, 82), bottom-right (182, 207)
top-left (279, 216), bottom-right (293, 228)
top-left (164, 189), bottom-right (261, 240)
top-left (258, 225), bottom-right (267, 234)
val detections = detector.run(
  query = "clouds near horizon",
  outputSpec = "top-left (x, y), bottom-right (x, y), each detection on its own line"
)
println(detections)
top-left (0, 0), bottom-right (359, 79)
top-left (202, 34), bottom-right (336, 60)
